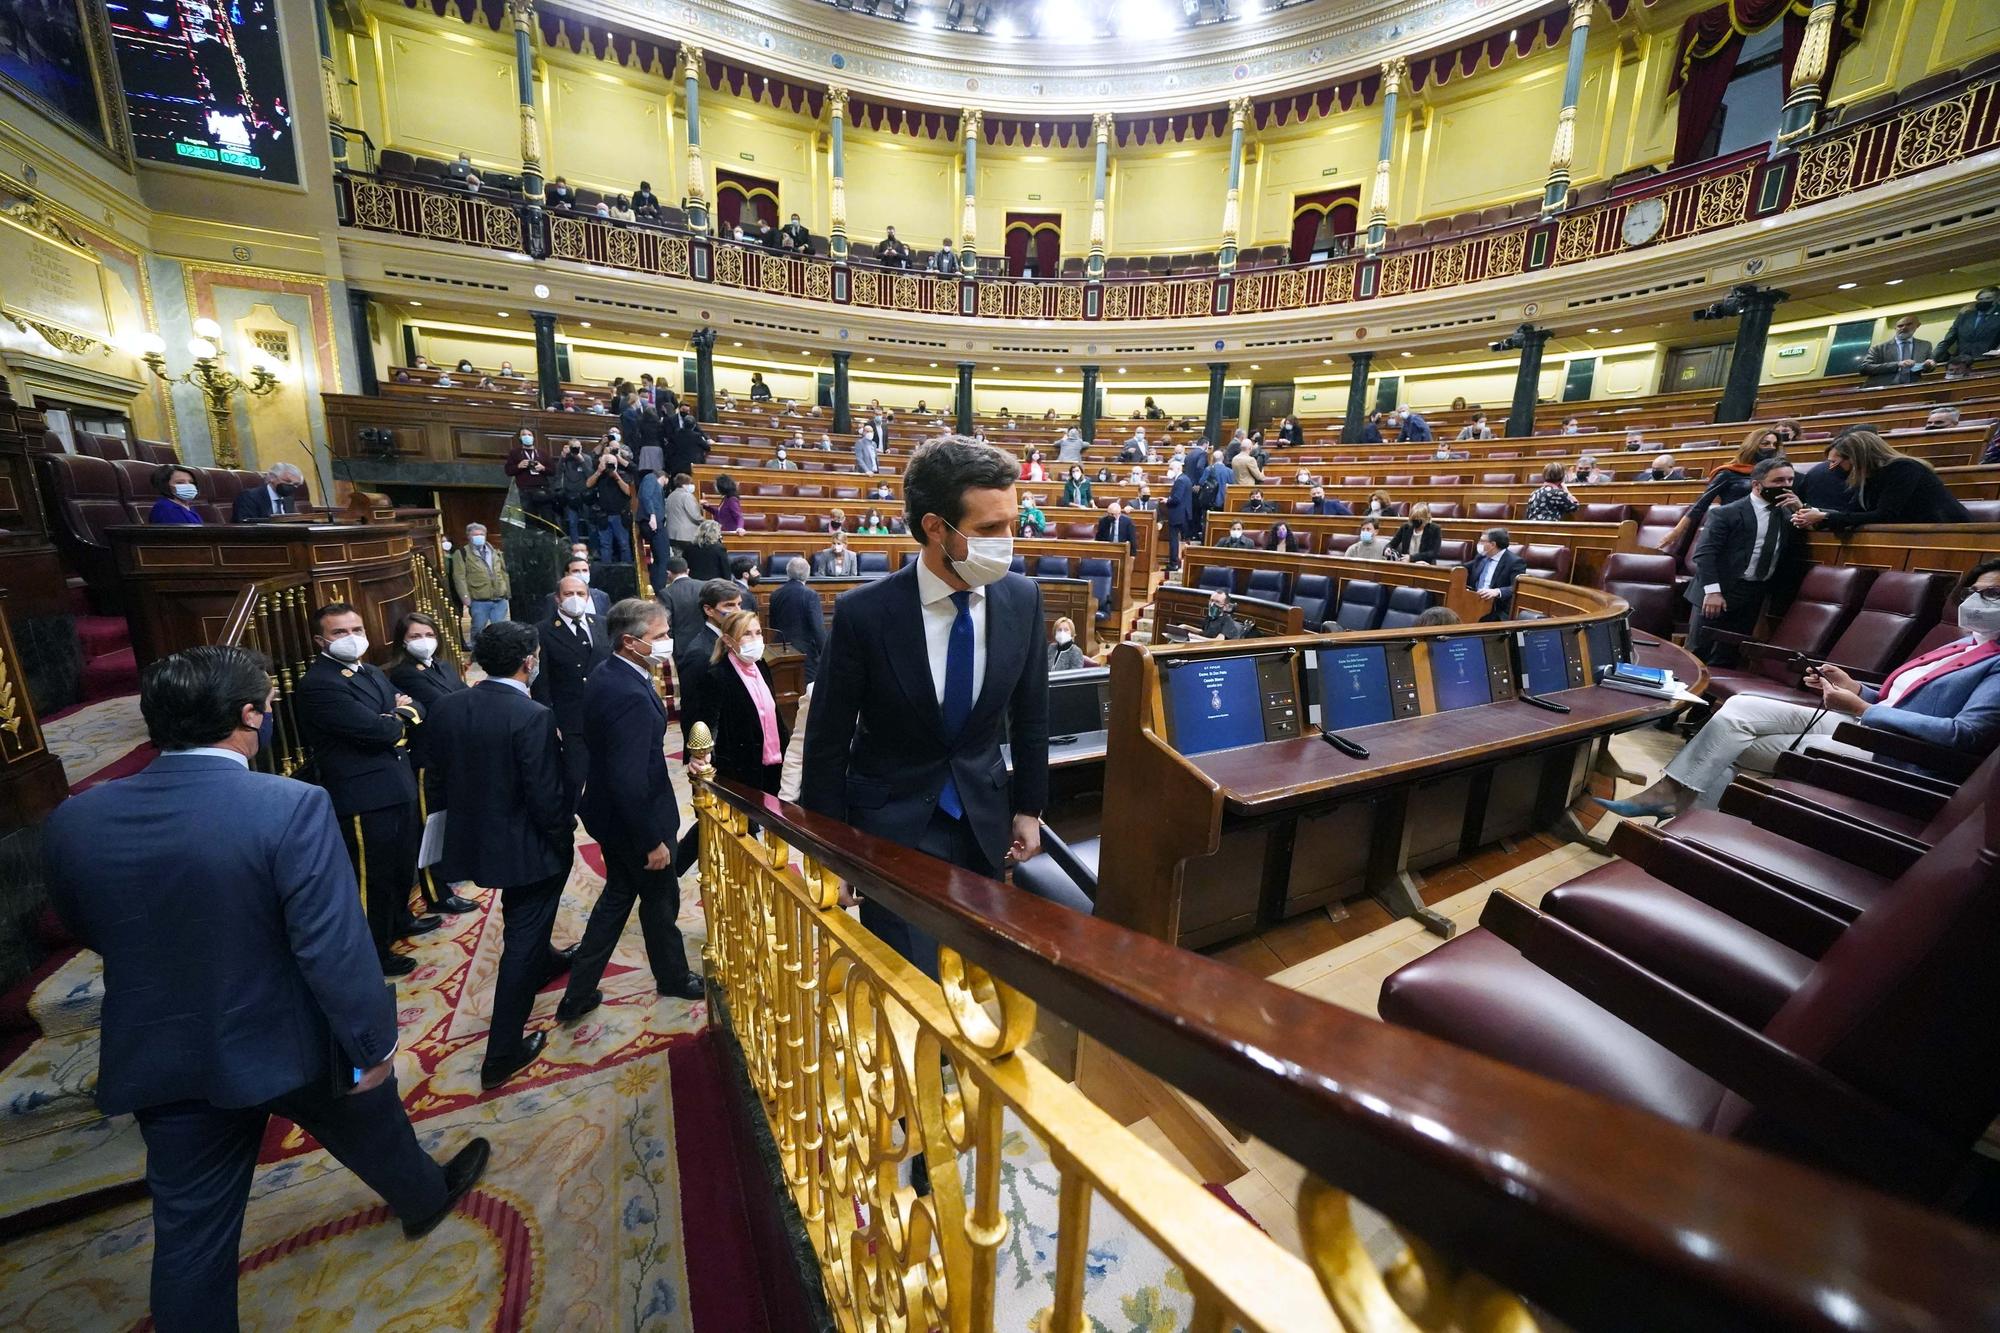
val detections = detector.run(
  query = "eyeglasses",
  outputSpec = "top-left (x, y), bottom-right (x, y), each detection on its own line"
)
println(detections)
top-left (1964, 587), bottom-right (2000, 604)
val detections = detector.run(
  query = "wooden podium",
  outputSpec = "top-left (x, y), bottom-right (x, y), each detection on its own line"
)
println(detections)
top-left (108, 521), bottom-right (424, 667)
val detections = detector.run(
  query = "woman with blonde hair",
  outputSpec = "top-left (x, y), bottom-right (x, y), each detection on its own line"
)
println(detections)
top-left (696, 609), bottom-right (789, 795)
top-left (1047, 616), bottom-right (1087, 671)
top-left (1792, 429), bottom-right (1969, 531)
top-left (1386, 501), bottom-right (1442, 564)
top-left (1655, 424), bottom-right (1785, 553)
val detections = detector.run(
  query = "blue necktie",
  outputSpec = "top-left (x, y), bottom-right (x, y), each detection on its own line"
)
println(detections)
top-left (938, 590), bottom-right (973, 819)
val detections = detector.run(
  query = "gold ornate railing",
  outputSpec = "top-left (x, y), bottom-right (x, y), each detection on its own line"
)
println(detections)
top-left (408, 550), bottom-right (468, 675)
top-left (692, 775), bottom-right (1358, 1332)
top-left (216, 576), bottom-right (316, 778)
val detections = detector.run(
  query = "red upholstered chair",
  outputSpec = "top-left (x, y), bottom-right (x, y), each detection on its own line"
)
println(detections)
top-left (1385, 474), bottom-right (1415, 486)
top-left (1290, 501), bottom-right (1315, 514)
top-left (1434, 538), bottom-right (1471, 564)
top-left (135, 438), bottom-right (179, 464)
top-left (1489, 451), bottom-right (1521, 460)
top-left (1700, 565), bottom-right (1878, 705)
top-left (1426, 502), bottom-right (1461, 518)
top-left (1480, 472), bottom-right (1518, 485)
top-left (833, 486), bottom-right (860, 499)
top-left (1342, 475), bottom-right (1372, 486)
top-left (1059, 521), bottom-right (1095, 540)
top-left (1429, 475), bottom-right (1461, 486)
top-left (793, 484), bottom-right (825, 497)
top-left (72, 431), bottom-right (135, 461)
top-left (1471, 502), bottom-right (1511, 521)
top-left (1961, 500), bottom-right (2000, 523)
top-left (1515, 543), bottom-right (1573, 583)
top-left (1325, 533), bottom-right (1357, 555)
top-left (1903, 598), bottom-right (1963, 658)
top-left (1379, 797), bottom-right (2000, 1197)
top-left (774, 514), bottom-right (810, 532)
top-left (1598, 552), bottom-right (1680, 638)
top-left (36, 452), bottom-right (129, 606)
top-left (1576, 503), bottom-right (1628, 524)
top-left (1706, 570), bottom-right (1955, 708)
top-left (1635, 503), bottom-right (1687, 554)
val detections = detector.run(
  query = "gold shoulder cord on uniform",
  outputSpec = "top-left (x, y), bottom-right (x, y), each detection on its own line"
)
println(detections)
top-left (352, 814), bottom-right (368, 913)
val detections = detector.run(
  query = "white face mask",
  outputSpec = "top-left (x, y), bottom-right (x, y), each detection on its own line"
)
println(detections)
top-left (573, 569), bottom-right (590, 585)
top-left (736, 636), bottom-right (765, 663)
top-left (944, 522), bottom-right (1013, 588)
top-left (560, 594), bottom-right (591, 618)
top-left (441, 540), bottom-right (453, 553)
top-left (1959, 596), bottom-right (2000, 637)
top-left (645, 636), bottom-right (674, 662)
top-left (1054, 630), bottom-right (1072, 646)
top-left (173, 482), bottom-right (198, 500)
top-left (406, 636), bottom-right (438, 661)
top-left (470, 533), bottom-right (487, 547)
top-left (326, 634), bottom-right (369, 663)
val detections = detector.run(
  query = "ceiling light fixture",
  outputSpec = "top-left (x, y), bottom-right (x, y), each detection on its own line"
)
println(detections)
top-left (1837, 281), bottom-right (1858, 290)
top-left (1884, 278), bottom-right (1904, 286)
top-left (1584, 326), bottom-right (1599, 333)
top-left (1609, 327), bottom-right (1623, 333)
top-left (496, 311), bottom-right (509, 317)
top-left (409, 300), bottom-right (421, 306)
top-left (579, 320), bottom-right (591, 327)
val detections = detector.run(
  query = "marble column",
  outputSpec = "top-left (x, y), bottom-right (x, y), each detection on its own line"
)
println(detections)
top-left (1542, 0), bottom-right (1594, 213)
top-left (691, 327), bottom-right (717, 422)
top-left (959, 109), bottom-right (982, 274)
top-left (347, 289), bottom-right (378, 397)
top-left (1079, 365), bottom-right (1100, 442)
top-left (1366, 57), bottom-right (1405, 254)
top-left (1087, 113), bottom-right (1112, 281)
top-left (831, 350), bottom-right (851, 435)
top-left (508, 0), bottom-right (542, 199)
top-left (1218, 97), bottom-right (1252, 277)
top-left (313, 2), bottom-right (346, 166)
top-left (682, 46), bottom-right (709, 234)
top-left (1341, 352), bottom-right (1374, 444)
top-left (828, 86), bottom-right (849, 262)
top-left (1774, 0), bottom-right (1839, 153)
top-left (956, 362), bottom-right (975, 437)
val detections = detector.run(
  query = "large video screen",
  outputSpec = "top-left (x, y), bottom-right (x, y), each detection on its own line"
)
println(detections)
top-left (1431, 636), bottom-right (1494, 713)
top-left (1163, 656), bottom-right (1267, 756)
top-left (1515, 627), bottom-right (1572, 696)
top-left (1318, 644), bottom-right (1395, 730)
top-left (108, 1), bottom-right (298, 183)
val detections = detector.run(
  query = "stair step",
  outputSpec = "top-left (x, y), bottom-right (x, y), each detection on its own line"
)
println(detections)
top-left (81, 647), bottom-right (138, 701)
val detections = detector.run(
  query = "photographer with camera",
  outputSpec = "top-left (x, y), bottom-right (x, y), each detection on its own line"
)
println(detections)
top-left (588, 436), bottom-right (634, 563)
top-left (552, 439), bottom-right (593, 546)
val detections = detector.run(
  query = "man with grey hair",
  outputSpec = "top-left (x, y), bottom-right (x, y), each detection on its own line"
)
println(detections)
top-left (769, 556), bottom-right (826, 684)
top-left (1925, 404), bottom-right (1962, 430)
top-left (1464, 527), bottom-right (1527, 621)
top-left (232, 461), bottom-right (305, 522)
top-left (451, 522), bottom-right (512, 637)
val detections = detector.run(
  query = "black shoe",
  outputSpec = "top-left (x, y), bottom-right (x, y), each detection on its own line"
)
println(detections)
top-left (541, 944), bottom-right (579, 988)
top-left (657, 974), bottom-right (704, 1001)
top-left (555, 988), bottom-right (602, 1024)
top-left (479, 1029), bottom-right (547, 1091)
top-left (398, 914), bottom-right (444, 938)
top-left (403, 1137), bottom-right (491, 1238)
top-left (435, 894), bottom-right (479, 914)
top-left (380, 953), bottom-right (417, 978)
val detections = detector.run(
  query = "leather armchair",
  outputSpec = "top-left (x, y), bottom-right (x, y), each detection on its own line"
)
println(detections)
top-left (1598, 553), bottom-right (1680, 638)
top-left (1705, 570), bottom-right (1952, 708)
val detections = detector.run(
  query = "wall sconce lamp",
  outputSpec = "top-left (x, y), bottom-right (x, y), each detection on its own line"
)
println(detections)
top-left (137, 318), bottom-right (282, 468)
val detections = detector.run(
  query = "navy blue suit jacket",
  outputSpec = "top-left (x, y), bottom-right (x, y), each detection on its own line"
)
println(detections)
top-left (576, 655), bottom-right (679, 855)
top-left (769, 576), bottom-right (826, 683)
top-left (424, 680), bottom-right (575, 888)
top-left (295, 655), bottom-right (419, 816)
top-left (231, 484), bottom-right (293, 522)
top-left (44, 753), bottom-right (396, 1114)
top-left (1164, 473), bottom-right (1194, 528)
top-left (801, 563), bottom-right (1049, 871)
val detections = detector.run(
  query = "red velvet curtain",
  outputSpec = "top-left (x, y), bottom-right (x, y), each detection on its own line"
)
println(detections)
top-left (1671, 0), bottom-right (1866, 164)
top-left (1288, 190), bottom-right (1360, 262)
top-left (715, 168), bottom-right (779, 233)
top-left (1004, 214), bottom-right (1061, 277)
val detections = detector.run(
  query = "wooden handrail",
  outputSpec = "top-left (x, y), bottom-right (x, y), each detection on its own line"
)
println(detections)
top-left (696, 773), bottom-right (2000, 1330)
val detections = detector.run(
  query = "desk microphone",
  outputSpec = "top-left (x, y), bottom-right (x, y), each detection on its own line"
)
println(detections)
top-left (1631, 636), bottom-right (1662, 648)
top-left (1518, 693), bottom-right (1573, 714)
top-left (1321, 730), bottom-right (1370, 758)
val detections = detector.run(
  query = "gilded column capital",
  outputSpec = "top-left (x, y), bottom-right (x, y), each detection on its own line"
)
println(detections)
top-left (1546, 104), bottom-right (1577, 179)
top-left (1228, 96), bottom-right (1254, 130)
top-left (1092, 111), bottom-right (1114, 141)
top-left (520, 104), bottom-right (543, 170)
top-left (1568, 0), bottom-right (1594, 28)
top-left (1381, 56), bottom-right (1407, 98)
top-left (679, 45), bottom-right (705, 80)
top-left (509, 0), bottom-right (536, 34)
top-left (961, 107), bottom-right (984, 137)
top-left (1789, 0), bottom-right (1836, 90)
top-left (826, 85), bottom-right (848, 118)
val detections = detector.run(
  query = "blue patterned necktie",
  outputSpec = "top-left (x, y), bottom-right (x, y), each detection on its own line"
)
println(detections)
top-left (938, 590), bottom-right (973, 819)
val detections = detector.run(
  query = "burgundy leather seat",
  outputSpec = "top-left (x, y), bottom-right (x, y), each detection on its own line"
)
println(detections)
top-left (1425, 502), bottom-right (1460, 518)
top-left (1381, 796), bottom-right (2000, 1186)
top-left (1700, 565), bottom-right (1878, 704)
top-left (1705, 570), bottom-right (1954, 708)
top-left (1598, 552), bottom-right (1679, 637)
top-left (1575, 503), bottom-right (1627, 524)
top-left (1470, 502), bottom-right (1510, 521)
top-left (72, 430), bottom-right (134, 461)
top-left (135, 438), bottom-right (179, 464)
top-left (1635, 503), bottom-right (1688, 552)
top-left (1479, 473), bottom-right (1517, 485)
top-left (1516, 542), bottom-right (1573, 584)
top-left (37, 452), bottom-right (128, 603)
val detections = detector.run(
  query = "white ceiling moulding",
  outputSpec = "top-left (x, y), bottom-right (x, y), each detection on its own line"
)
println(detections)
top-left (569, 0), bottom-right (1553, 116)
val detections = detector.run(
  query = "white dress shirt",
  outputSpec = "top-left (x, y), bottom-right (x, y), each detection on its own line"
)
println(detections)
top-left (915, 555), bottom-right (988, 707)
top-left (1881, 634), bottom-right (1995, 707)
top-left (490, 675), bottom-right (530, 696)
top-left (180, 746), bottom-right (249, 767)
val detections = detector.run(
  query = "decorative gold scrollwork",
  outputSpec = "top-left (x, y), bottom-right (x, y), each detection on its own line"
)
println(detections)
top-left (1693, 166), bottom-right (1751, 231)
top-left (714, 243), bottom-right (746, 287)
top-left (1795, 136), bottom-right (1856, 204)
top-left (1379, 253), bottom-right (1414, 296)
top-left (933, 278), bottom-right (959, 314)
top-left (977, 281), bottom-right (1005, 317)
top-left (1326, 262), bottom-right (1357, 304)
top-left (606, 226), bottom-right (640, 270)
top-left (1431, 242), bottom-right (1467, 289)
top-left (419, 194), bottom-right (462, 241)
top-left (762, 257), bottom-right (793, 295)
top-left (1055, 282), bottom-right (1084, 320)
top-left (1102, 282), bottom-right (1132, 320)
top-left (1141, 282), bottom-right (1169, 318)
top-left (894, 273), bottom-right (923, 311)
top-left (1893, 95), bottom-right (1972, 174)
top-left (659, 237), bottom-right (691, 277)
top-left (1553, 214), bottom-right (1596, 265)
top-left (482, 203), bottom-right (521, 249)
top-left (8, 316), bottom-right (101, 354)
top-left (1183, 277), bottom-right (1214, 314)
top-left (804, 260), bottom-right (832, 301)
top-left (353, 182), bottom-right (395, 230)
top-left (550, 216), bottom-right (586, 261)
top-left (1276, 268), bottom-right (1308, 310)
top-left (1486, 230), bottom-right (1527, 279)
top-left (1234, 275), bottom-right (1265, 313)
top-left (850, 268), bottom-right (880, 307)
top-left (1016, 282), bottom-right (1044, 320)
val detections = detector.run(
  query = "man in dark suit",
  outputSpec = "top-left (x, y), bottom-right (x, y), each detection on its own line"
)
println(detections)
top-left (769, 557), bottom-right (826, 684)
top-left (803, 435), bottom-right (1087, 978)
top-left (558, 598), bottom-right (705, 1020)
top-left (296, 603), bottom-right (438, 977)
top-left (812, 534), bottom-right (860, 577)
top-left (1686, 457), bottom-right (1805, 661)
top-left (43, 646), bottom-right (487, 1329)
top-left (532, 574), bottom-right (610, 795)
top-left (658, 557), bottom-right (703, 647)
top-left (532, 556), bottom-right (612, 622)
top-left (781, 211), bottom-right (812, 254)
top-left (1093, 498), bottom-right (1137, 555)
top-left (1933, 286), bottom-right (2000, 374)
top-left (424, 621), bottom-right (578, 1089)
top-left (231, 463), bottom-right (303, 522)
top-left (673, 578), bottom-right (743, 726)
top-left (1858, 314), bottom-right (1933, 385)
top-left (1162, 461), bottom-right (1194, 571)
top-left (877, 226), bottom-right (912, 268)
top-left (1464, 527), bottom-right (1529, 621)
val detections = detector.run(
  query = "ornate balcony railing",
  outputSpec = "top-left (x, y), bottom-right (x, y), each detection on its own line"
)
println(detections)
top-left (691, 761), bottom-right (2000, 1333)
top-left (216, 575), bottom-right (316, 779)
top-left (334, 70), bottom-right (2000, 323)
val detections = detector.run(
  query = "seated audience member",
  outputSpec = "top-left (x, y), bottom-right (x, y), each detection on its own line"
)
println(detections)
top-left (447, 151), bottom-right (475, 184)
top-left (609, 195), bottom-right (635, 223)
top-left (867, 479), bottom-right (894, 502)
top-left (1642, 453), bottom-right (1687, 482)
top-left (1130, 487), bottom-right (1157, 511)
top-left (1267, 521), bottom-right (1308, 554)
top-left (696, 610), bottom-right (789, 797)
top-left (1451, 397), bottom-right (1469, 411)
top-left (813, 534), bottom-right (860, 578)
top-left (632, 181), bottom-right (660, 219)
top-left (1523, 462), bottom-right (1579, 520)
top-left (816, 432), bottom-right (836, 452)
top-left (1241, 490), bottom-right (1277, 514)
top-left (1359, 412), bottom-right (1386, 444)
top-left (1061, 465), bottom-right (1093, 507)
top-left (546, 177), bottom-right (575, 210)
top-left (1622, 428), bottom-right (1647, 453)
top-left (1348, 519), bottom-right (1388, 560)
top-left (1455, 413), bottom-right (1494, 442)
top-left (1413, 607), bottom-right (1463, 628)
top-left (1196, 589), bottom-right (1247, 641)
top-left (413, 355), bottom-right (431, 370)
top-left (1933, 285), bottom-right (2000, 376)
top-left (1770, 416), bottom-right (1803, 448)
top-left (1386, 502), bottom-right (1442, 564)
top-left (1570, 454), bottom-right (1607, 484)
top-left (1047, 617), bottom-right (1088, 672)
top-left (1655, 425), bottom-right (1785, 553)
top-left (455, 359), bottom-right (475, 374)
top-left (147, 464), bottom-right (204, 525)
top-left (1859, 313), bottom-right (1933, 385)
top-left (856, 509), bottom-right (891, 536)
top-left (1094, 499), bottom-right (1137, 554)
top-left (1791, 430), bottom-right (1969, 531)
top-left (1293, 467), bottom-right (1315, 487)
top-left (42, 645), bottom-right (488, 1330)
top-left (1464, 527), bottom-right (1527, 620)
top-left (766, 445), bottom-right (798, 471)
top-left (1926, 405), bottom-right (1961, 430)
top-left (1603, 559), bottom-right (2000, 818)
top-left (1016, 493), bottom-right (1047, 537)
top-left (1560, 416), bottom-right (1582, 436)
top-left (1095, 465), bottom-right (1115, 483)
top-left (876, 226), bottom-right (913, 268)
top-left (1278, 415), bottom-right (1305, 448)
top-left (780, 212), bottom-right (811, 252)
top-left (1124, 465), bottom-right (1147, 487)
top-left (1307, 485), bottom-right (1351, 516)
top-left (1362, 489), bottom-right (1394, 520)
top-left (233, 463), bottom-right (305, 520)
top-left (1215, 520), bottom-right (1256, 549)
top-left (684, 519), bottom-right (733, 582)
